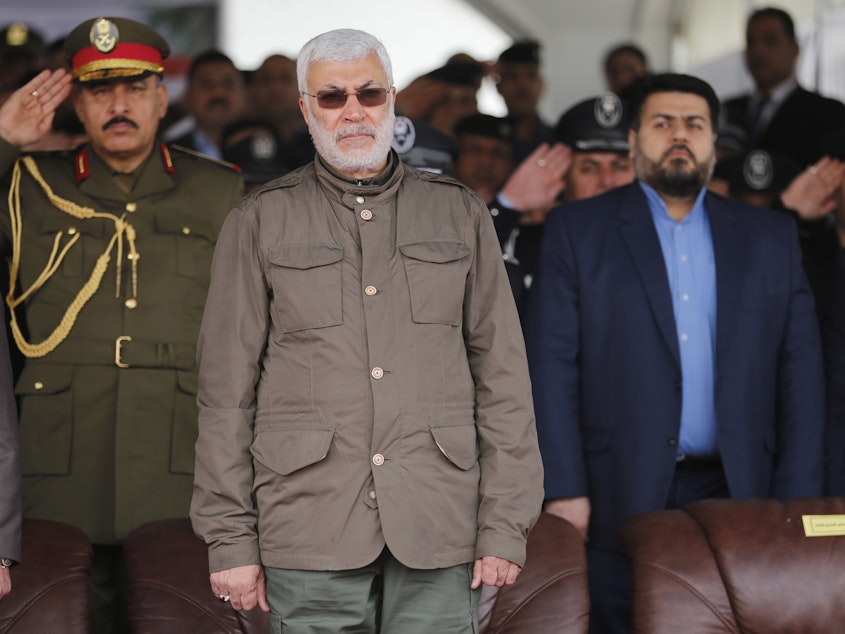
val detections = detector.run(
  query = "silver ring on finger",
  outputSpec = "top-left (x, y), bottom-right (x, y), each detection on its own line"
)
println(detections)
top-left (31, 90), bottom-right (39, 98)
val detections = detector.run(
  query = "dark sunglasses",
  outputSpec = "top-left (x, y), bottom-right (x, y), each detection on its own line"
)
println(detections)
top-left (303, 87), bottom-right (390, 109)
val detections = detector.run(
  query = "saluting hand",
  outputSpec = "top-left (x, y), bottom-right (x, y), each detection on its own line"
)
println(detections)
top-left (0, 68), bottom-right (72, 148)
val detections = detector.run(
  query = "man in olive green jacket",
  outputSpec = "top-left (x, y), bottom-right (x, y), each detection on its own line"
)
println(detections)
top-left (0, 17), bottom-right (243, 633)
top-left (191, 28), bottom-right (543, 632)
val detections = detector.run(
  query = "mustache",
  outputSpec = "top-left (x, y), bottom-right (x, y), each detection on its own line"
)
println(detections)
top-left (335, 124), bottom-right (377, 142)
top-left (662, 144), bottom-right (694, 161)
top-left (206, 97), bottom-right (231, 108)
top-left (103, 116), bottom-right (139, 131)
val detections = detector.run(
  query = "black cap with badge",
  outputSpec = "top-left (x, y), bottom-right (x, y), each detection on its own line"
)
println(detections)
top-left (555, 93), bottom-right (630, 153)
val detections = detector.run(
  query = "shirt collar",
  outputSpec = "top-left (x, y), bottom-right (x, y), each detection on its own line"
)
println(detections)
top-left (638, 179), bottom-right (707, 226)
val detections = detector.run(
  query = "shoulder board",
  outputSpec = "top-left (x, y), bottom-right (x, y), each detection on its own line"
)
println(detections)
top-left (168, 143), bottom-right (241, 172)
top-left (251, 162), bottom-right (310, 194)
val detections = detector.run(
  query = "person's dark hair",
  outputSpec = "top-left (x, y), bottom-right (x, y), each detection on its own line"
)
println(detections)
top-left (627, 73), bottom-right (720, 131)
top-left (747, 7), bottom-right (796, 42)
top-left (187, 49), bottom-right (240, 83)
top-left (603, 43), bottom-right (649, 75)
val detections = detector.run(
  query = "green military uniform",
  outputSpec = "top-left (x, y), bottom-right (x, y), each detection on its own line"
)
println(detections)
top-left (0, 139), bottom-right (243, 543)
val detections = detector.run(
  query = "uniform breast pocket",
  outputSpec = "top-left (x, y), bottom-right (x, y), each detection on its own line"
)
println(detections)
top-left (267, 243), bottom-right (343, 333)
top-left (15, 363), bottom-right (74, 475)
top-left (154, 210), bottom-right (218, 278)
top-left (399, 240), bottom-right (471, 326)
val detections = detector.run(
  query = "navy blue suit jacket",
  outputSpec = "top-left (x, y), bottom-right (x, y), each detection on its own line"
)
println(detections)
top-left (526, 182), bottom-right (826, 551)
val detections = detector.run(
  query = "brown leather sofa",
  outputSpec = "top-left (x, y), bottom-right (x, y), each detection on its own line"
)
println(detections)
top-left (125, 512), bottom-right (589, 633)
top-left (0, 518), bottom-right (92, 633)
top-left (620, 497), bottom-right (845, 633)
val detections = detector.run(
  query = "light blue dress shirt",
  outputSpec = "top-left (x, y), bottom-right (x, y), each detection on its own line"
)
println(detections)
top-left (639, 181), bottom-right (718, 457)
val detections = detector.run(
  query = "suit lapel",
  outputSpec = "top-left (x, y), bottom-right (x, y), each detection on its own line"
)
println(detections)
top-left (618, 184), bottom-right (681, 369)
top-left (706, 192), bottom-right (746, 370)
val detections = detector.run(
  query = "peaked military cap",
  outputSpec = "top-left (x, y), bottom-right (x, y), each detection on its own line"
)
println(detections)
top-left (0, 22), bottom-right (45, 58)
top-left (555, 93), bottom-right (630, 152)
top-left (713, 149), bottom-right (801, 194)
top-left (498, 41), bottom-right (541, 65)
top-left (392, 116), bottom-right (459, 175)
top-left (454, 113), bottom-right (514, 144)
top-left (63, 17), bottom-right (170, 83)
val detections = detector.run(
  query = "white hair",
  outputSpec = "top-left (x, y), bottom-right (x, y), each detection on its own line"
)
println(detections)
top-left (297, 29), bottom-right (394, 94)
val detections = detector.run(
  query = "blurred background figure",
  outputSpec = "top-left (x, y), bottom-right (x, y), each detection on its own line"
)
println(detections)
top-left (494, 41), bottom-right (555, 163)
top-left (391, 115), bottom-right (458, 175)
top-left (602, 42), bottom-right (650, 97)
top-left (722, 7), bottom-right (845, 167)
top-left (0, 22), bottom-right (45, 99)
top-left (711, 148), bottom-right (801, 208)
top-left (168, 49), bottom-right (247, 159)
top-left (554, 93), bottom-right (635, 203)
top-left (453, 113), bottom-right (514, 202)
top-left (248, 53), bottom-right (313, 169)
top-left (221, 119), bottom-right (292, 193)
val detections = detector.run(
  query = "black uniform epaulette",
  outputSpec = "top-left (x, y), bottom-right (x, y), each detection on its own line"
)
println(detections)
top-left (168, 144), bottom-right (241, 172)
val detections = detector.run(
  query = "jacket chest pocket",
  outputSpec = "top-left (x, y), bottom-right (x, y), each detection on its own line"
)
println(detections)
top-left (155, 210), bottom-right (218, 278)
top-left (399, 240), bottom-right (471, 326)
top-left (267, 243), bottom-right (343, 333)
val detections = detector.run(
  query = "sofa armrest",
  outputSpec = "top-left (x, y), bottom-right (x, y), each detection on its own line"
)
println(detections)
top-left (125, 518), bottom-right (270, 634)
top-left (0, 518), bottom-right (92, 634)
top-left (479, 512), bottom-right (589, 634)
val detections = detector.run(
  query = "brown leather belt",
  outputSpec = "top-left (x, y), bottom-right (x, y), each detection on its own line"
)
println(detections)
top-left (38, 337), bottom-right (196, 370)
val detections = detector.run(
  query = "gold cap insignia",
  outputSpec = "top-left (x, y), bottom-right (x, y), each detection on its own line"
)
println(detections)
top-left (89, 18), bottom-right (119, 54)
top-left (6, 22), bottom-right (28, 47)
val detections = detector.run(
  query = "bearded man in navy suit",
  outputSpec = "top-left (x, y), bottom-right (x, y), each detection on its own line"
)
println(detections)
top-left (527, 73), bottom-right (825, 634)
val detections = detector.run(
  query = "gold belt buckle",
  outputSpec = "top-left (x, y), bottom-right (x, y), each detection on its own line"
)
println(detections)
top-left (115, 335), bottom-right (132, 368)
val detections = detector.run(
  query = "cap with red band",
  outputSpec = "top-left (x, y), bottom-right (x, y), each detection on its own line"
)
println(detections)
top-left (63, 17), bottom-right (170, 83)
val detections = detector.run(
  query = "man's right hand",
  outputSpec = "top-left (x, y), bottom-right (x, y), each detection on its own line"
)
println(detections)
top-left (0, 567), bottom-right (10, 600)
top-left (544, 496), bottom-right (590, 541)
top-left (0, 68), bottom-right (72, 148)
top-left (210, 564), bottom-right (270, 612)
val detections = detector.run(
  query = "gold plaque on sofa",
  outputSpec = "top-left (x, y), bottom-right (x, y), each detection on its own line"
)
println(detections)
top-left (802, 515), bottom-right (845, 537)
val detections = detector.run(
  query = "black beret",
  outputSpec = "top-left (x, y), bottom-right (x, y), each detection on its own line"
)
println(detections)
top-left (555, 94), bottom-right (630, 152)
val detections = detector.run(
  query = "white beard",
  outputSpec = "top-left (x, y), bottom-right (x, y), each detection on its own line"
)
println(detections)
top-left (307, 106), bottom-right (396, 175)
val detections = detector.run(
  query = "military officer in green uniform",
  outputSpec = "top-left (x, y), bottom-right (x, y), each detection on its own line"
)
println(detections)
top-left (0, 17), bottom-right (243, 632)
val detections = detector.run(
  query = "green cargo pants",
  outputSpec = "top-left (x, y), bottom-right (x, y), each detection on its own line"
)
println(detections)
top-left (264, 549), bottom-right (481, 633)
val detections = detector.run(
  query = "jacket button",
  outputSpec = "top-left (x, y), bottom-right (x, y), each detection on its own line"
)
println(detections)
top-left (371, 367), bottom-right (384, 379)
top-left (181, 226), bottom-right (191, 235)
top-left (356, 196), bottom-right (365, 204)
top-left (68, 227), bottom-right (78, 235)
top-left (360, 209), bottom-right (373, 221)
top-left (667, 436), bottom-right (677, 446)
top-left (34, 381), bottom-right (44, 390)
top-left (368, 490), bottom-right (377, 499)
top-left (364, 285), bottom-right (377, 296)
top-left (124, 298), bottom-right (138, 309)
top-left (372, 454), bottom-right (384, 466)
top-left (125, 202), bottom-right (137, 213)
